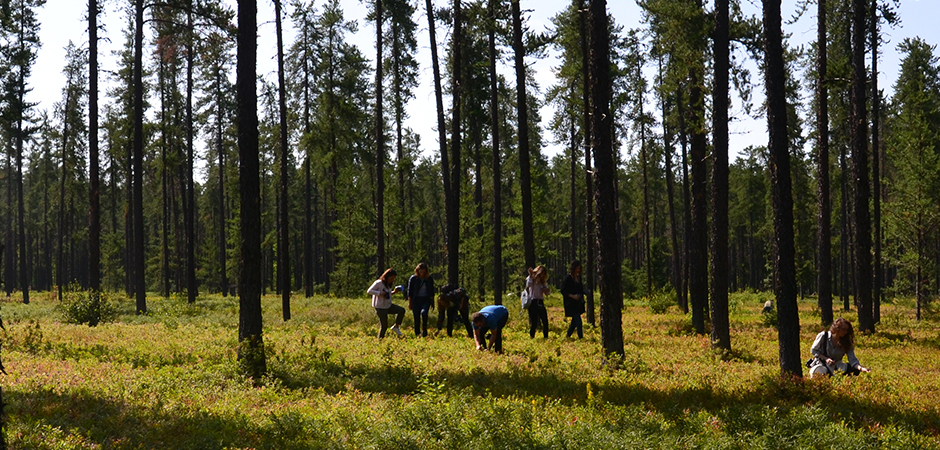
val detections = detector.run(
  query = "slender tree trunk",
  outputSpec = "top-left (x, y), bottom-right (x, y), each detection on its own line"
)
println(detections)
top-left (237, 0), bottom-right (266, 379)
top-left (851, 0), bottom-right (874, 333)
top-left (677, 86), bottom-right (691, 314)
top-left (689, 69), bottom-right (708, 334)
top-left (375, 0), bottom-right (386, 274)
top-left (710, 0), bottom-right (730, 351)
top-left (488, 0), bottom-right (503, 305)
top-left (16, 16), bottom-right (29, 304)
top-left (870, 0), bottom-right (881, 324)
top-left (89, 0), bottom-right (101, 292)
top-left (185, 4), bottom-right (197, 303)
top-left (57, 89), bottom-right (72, 302)
top-left (160, 60), bottom-right (170, 298)
top-left (447, 0), bottom-right (462, 286)
top-left (840, 139), bottom-right (849, 310)
top-left (661, 60), bottom-right (681, 309)
top-left (133, 0), bottom-right (147, 313)
top-left (590, 0), bottom-right (624, 358)
top-left (513, 0), bottom-right (535, 269)
top-left (473, 124), bottom-right (485, 299)
top-left (640, 81), bottom-right (652, 298)
top-left (764, 0), bottom-right (801, 376)
top-left (218, 68), bottom-right (228, 297)
top-left (275, 0), bottom-right (291, 320)
top-left (426, 0), bottom-right (451, 283)
top-left (816, 0), bottom-right (833, 325)
top-left (578, 0), bottom-right (595, 325)
top-left (570, 118), bottom-right (577, 265)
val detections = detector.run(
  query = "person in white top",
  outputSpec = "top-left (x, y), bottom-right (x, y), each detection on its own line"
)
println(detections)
top-left (525, 265), bottom-right (550, 338)
top-left (808, 317), bottom-right (871, 378)
top-left (367, 268), bottom-right (405, 338)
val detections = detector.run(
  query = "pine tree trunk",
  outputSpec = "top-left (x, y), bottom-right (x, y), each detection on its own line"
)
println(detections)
top-left (185, 4), bottom-right (197, 303)
top-left (133, 0), bottom-right (147, 314)
top-left (375, 0), bottom-right (386, 275)
top-left (275, 0), bottom-right (291, 320)
top-left (816, 0), bottom-right (833, 325)
top-left (448, 0), bottom-right (462, 286)
top-left (677, 86), bottom-right (691, 314)
top-left (488, 0), bottom-right (503, 305)
top-left (218, 67), bottom-right (228, 297)
top-left (710, 0), bottom-right (731, 351)
top-left (688, 68), bottom-right (708, 334)
top-left (661, 60), bottom-right (682, 310)
top-left (426, 0), bottom-right (452, 284)
top-left (513, 0), bottom-right (536, 269)
top-left (578, 0), bottom-right (596, 325)
top-left (237, 0), bottom-right (266, 379)
top-left (589, 0), bottom-right (624, 358)
top-left (851, 0), bottom-right (874, 333)
top-left (89, 0), bottom-right (101, 292)
top-left (870, 0), bottom-right (881, 324)
top-left (764, 0), bottom-right (802, 376)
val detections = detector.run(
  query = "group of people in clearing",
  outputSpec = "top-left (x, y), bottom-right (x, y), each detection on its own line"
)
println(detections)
top-left (367, 263), bottom-right (873, 376)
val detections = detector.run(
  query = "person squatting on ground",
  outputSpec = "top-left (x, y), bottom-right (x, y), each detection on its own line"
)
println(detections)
top-left (472, 304), bottom-right (509, 354)
top-left (407, 263), bottom-right (436, 337)
top-left (561, 260), bottom-right (585, 339)
top-left (437, 283), bottom-right (473, 338)
top-left (367, 269), bottom-right (405, 338)
top-left (808, 317), bottom-right (871, 378)
top-left (525, 265), bottom-right (550, 338)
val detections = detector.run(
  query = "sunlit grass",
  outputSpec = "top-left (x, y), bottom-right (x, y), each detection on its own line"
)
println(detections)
top-left (0, 290), bottom-right (937, 449)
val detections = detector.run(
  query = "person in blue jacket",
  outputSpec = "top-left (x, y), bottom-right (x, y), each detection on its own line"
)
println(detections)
top-left (471, 305), bottom-right (509, 354)
top-left (407, 262), bottom-right (435, 337)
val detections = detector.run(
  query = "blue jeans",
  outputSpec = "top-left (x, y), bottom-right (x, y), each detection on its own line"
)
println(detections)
top-left (412, 297), bottom-right (432, 336)
top-left (566, 315), bottom-right (583, 338)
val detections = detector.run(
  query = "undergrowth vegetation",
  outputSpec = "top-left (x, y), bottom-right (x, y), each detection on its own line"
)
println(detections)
top-left (0, 291), bottom-right (938, 449)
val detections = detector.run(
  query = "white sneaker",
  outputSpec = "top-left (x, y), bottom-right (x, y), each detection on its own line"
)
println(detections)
top-left (391, 325), bottom-right (403, 337)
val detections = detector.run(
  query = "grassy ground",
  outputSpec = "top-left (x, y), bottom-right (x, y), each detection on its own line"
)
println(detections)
top-left (0, 290), bottom-right (938, 449)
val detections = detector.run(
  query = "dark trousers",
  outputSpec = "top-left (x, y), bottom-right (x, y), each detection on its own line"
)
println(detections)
top-left (375, 304), bottom-right (405, 338)
top-left (438, 304), bottom-right (472, 338)
top-left (566, 314), bottom-right (583, 338)
top-left (528, 301), bottom-right (548, 338)
top-left (412, 297), bottom-right (432, 336)
top-left (483, 314), bottom-right (508, 353)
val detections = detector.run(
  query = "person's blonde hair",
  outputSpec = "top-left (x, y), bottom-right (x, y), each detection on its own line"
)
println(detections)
top-left (531, 265), bottom-right (547, 283)
top-left (414, 262), bottom-right (429, 276)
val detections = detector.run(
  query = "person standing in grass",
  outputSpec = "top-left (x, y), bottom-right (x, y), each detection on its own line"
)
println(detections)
top-left (367, 268), bottom-right (405, 338)
top-left (525, 265), bottom-right (550, 338)
top-left (471, 304), bottom-right (509, 353)
top-left (808, 317), bottom-right (872, 378)
top-left (407, 262), bottom-right (435, 337)
top-left (561, 260), bottom-right (585, 339)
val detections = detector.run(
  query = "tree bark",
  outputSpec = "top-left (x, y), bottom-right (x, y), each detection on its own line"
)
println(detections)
top-left (688, 69), bottom-right (708, 334)
top-left (133, 0), bottom-right (147, 313)
top-left (375, 0), bottom-right (386, 275)
top-left (275, 0), bottom-right (291, 320)
top-left (426, 0), bottom-right (451, 284)
top-left (764, 0), bottom-right (802, 376)
top-left (870, 0), bottom-right (881, 324)
top-left (448, 0), bottom-right (462, 286)
top-left (851, 0), bottom-right (874, 333)
top-left (237, 0), bottom-right (266, 378)
top-left (488, 0), bottom-right (503, 305)
top-left (816, 0), bottom-right (833, 325)
top-left (185, 3), bottom-right (197, 303)
top-left (513, 0), bottom-right (536, 269)
top-left (89, 0), bottom-right (101, 292)
top-left (710, 0), bottom-right (730, 351)
top-left (578, 0), bottom-right (595, 325)
top-left (589, 0), bottom-right (624, 358)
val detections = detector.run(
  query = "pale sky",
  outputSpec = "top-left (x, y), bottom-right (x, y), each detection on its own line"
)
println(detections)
top-left (31, 0), bottom-right (940, 173)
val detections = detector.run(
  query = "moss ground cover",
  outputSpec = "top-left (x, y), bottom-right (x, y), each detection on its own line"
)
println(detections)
top-left (0, 291), bottom-right (938, 449)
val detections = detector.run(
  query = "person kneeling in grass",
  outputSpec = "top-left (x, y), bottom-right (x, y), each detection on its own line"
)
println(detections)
top-left (367, 268), bottom-right (405, 338)
top-left (808, 317), bottom-right (871, 378)
top-left (471, 305), bottom-right (509, 354)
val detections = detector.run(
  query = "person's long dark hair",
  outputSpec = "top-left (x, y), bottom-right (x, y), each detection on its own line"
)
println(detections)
top-left (380, 268), bottom-right (397, 285)
top-left (830, 317), bottom-right (855, 352)
top-left (568, 260), bottom-right (582, 277)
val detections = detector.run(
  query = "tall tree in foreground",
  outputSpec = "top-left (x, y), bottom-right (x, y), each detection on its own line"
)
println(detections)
top-left (763, 0), bottom-right (801, 376)
top-left (590, 0), bottom-right (624, 358)
top-left (512, 0), bottom-right (536, 269)
top-left (851, 0), bottom-right (874, 333)
top-left (710, 0), bottom-right (731, 351)
top-left (447, 0), bottom-right (462, 285)
top-left (374, 0), bottom-right (386, 274)
top-left (275, 0), bottom-right (291, 320)
top-left (579, 0), bottom-right (595, 325)
top-left (488, 0), bottom-right (503, 304)
top-left (132, 0), bottom-right (146, 313)
top-left (237, 0), bottom-right (266, 379)
top-left (425, 0), bottom-right (451, 285)
top-left (816, 0), bottom-right (833, 325)
top-left (89, 0), bottom-right (101, 293)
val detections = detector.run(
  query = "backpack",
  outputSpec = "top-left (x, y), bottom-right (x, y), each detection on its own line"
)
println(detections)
top-left (520, 285), bottom-right (531, 310)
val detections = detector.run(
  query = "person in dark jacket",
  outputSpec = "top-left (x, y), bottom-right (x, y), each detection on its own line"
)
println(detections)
top-left (561, 260), bottom-right (585, 339)
top-left (437, 283), bottom-right (472, 338)
top-left (407, 262), bottom-right (436, 337)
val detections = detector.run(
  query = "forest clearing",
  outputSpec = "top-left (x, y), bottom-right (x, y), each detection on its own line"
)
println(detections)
top-left (0, 291), bottom-right (937, 449)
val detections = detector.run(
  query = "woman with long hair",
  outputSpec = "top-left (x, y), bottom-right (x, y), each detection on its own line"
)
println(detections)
top-left (525, 265), bottom-right (550, 338)
top-left (367, 268), bottom-right (405, 338)
top-left (808, 317), bottom-right (871, 377)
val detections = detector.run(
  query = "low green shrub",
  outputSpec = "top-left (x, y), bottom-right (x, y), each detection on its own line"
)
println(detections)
top-left (56, 287), bottom-right (118, 326)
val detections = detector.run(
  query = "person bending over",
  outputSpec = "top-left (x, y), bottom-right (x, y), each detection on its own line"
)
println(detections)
top-left (471, 305), bottom-right (509, 354)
